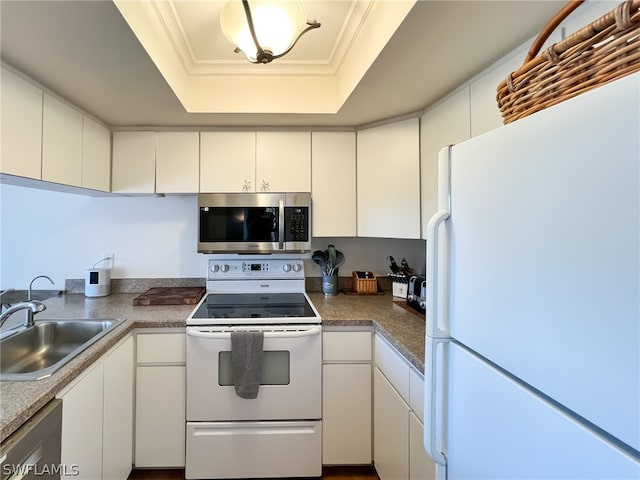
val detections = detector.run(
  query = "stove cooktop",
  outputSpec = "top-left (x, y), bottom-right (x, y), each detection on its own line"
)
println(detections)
top-left (188, 292), bottom-right (320, 324)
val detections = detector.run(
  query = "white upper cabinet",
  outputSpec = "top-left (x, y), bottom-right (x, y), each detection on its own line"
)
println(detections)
top-left (112, 131), bottom-right (156, 194)
top-left (156, 132), bottom-right (199, 193)
top-left (256, 131), bottom-right (311, 192)
top-left (200, 131), bottom-right (256, 193)
top-left (420, 87), bottom-right (471, 235)
top-left (470, 52), bottom-right (524, 138)
top-left (357, 118), bottom-right (420, 239)
top-left (200, 131), bottom-right (311, 193)
top-left (42, 93), bottom-right (83, 187)
top-left (1, 67), bottom-right (43, 179)
top-left (82, 116), bottom-right (111, 192)
top-left (311, 131), bottom-right (356, 237)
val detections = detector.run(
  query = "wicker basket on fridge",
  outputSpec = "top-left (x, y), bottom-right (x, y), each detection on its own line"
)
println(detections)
top-left (497, 0), bottom-right (640, 124)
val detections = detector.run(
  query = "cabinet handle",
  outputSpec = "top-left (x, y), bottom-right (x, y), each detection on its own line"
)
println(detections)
top-left (260, 179), bottom-right (270, 192)
top-left (242, 180), bottom-right (252, 192)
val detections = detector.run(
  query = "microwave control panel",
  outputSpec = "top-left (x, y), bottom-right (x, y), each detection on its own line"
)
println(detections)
top-left (284, 207), bottom-right (309, 242)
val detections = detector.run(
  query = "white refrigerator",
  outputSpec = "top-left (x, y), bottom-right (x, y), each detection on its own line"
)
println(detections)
top-left (424, 73), bottom-right (640, 479)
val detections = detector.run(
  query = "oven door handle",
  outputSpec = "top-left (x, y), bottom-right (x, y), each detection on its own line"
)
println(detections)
top-left (186, 325), bottom-right (322, 339)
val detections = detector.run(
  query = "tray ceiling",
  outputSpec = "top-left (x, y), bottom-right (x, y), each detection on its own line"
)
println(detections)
top-left (114, 0), bottom-right (414, 114)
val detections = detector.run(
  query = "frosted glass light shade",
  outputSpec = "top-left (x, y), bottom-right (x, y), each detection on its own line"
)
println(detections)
top-left (220, 0), bottom-right (309, 63)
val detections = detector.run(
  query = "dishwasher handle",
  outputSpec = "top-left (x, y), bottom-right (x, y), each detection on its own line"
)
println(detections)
top-left (186, 325), bottom-right (322, 339)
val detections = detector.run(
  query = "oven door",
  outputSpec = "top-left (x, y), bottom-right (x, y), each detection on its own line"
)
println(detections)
top-left (186, 324), bottom-right (321, 421)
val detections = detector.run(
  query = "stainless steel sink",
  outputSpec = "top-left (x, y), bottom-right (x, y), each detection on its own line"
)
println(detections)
top-left (0, 318), bottom-right (124, 381)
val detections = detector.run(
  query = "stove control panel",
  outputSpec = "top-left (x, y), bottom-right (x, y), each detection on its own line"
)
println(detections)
top-left (207, 257), bottom-right (305, 281)
top-left (242, 261), bottom-right (270, 273)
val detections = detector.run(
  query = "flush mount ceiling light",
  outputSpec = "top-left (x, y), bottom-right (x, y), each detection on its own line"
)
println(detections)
top-left (220, 0), bottom-right (321, 64)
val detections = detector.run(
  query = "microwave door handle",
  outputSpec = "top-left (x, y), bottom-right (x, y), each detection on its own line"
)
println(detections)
top-left (278, 198), bottom-right (285, 250)
top-left (186, 326), bottom-right (322, 339)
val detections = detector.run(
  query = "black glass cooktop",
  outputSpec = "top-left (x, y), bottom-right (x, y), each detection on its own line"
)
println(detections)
top-left (191, 292), bottom-right (317, 319)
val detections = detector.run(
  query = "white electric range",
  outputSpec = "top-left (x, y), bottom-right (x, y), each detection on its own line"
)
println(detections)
top-left (185, 255), bottom-right (322, 479)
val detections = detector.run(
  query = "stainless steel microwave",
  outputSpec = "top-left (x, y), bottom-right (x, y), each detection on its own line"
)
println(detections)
top-left (198, 193), bottom-right (312, 254)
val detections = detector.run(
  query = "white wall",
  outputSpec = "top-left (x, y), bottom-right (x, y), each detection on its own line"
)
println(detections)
top-left (0, 184), bottom-right (202, 290)
top-left (0, 183), bottom-right (425, 290)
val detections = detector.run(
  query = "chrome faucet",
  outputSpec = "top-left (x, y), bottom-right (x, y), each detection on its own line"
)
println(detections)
top-left (0, 300), bottom-right (46, 329)
top-left (28, 275), bottom-right (55, 300)
top-left (0, 275), bottom-right (54, 330)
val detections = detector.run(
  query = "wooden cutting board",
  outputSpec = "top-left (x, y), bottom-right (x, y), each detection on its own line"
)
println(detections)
top-left (133, 287), bottom-right (205, 306)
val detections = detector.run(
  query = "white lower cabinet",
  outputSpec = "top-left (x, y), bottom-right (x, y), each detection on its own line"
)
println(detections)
top-left (410, 411), bottom-right (436, 480)
top-left (322, 330), bottom-right (372, 465)
top-left (103, 335), bottom-right (135, 480)
top-left (135, 331), bottom-right (186, 468)
top-left (59, 363), bottom-right (104, 480)
top-left (374, 334), bottom-right (435, 480)
top-left (58, 334), bottom-right (134, 480)
top-left (374, 367), bottom-right (409, 480)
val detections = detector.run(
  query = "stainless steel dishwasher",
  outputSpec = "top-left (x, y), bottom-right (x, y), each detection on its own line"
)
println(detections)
top-left (1, 399), bottom-right (62, 480)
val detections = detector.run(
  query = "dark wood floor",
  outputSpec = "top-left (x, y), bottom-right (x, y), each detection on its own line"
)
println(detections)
top-left (128, 466), bottom-right (379, 480)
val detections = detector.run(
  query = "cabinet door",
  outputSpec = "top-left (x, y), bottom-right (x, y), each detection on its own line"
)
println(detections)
top-left (311, 131), bottom-right (356, 236)
top-left (112, 131), bottom-right (156, 193)
top-left (409, 412), bottom-right (436, 480)
top-left (323, 363), bottom-right (372, 464)
top-left (420, 88), bottom-right (471, 233)
top-left (42, 93), bottom-right (83, 187)
top-left (256, 131), bottom-right (311, 192)
top-left (82, 116), bottom-right (111, 192)
top-left (374, 367), bottom-right (409, 480)
top-left (103, 336), bottom-right (134, 480)
top-left (60, 363), bottom-right (104, 480)
top-left (156, 132), bottom-right (199, 193)
top-left (137, 332), bottom-right (186, 363)
top-left (323, 331), bottom-right (371, 362)
top-left (200, 131), bottom-right (256, 192)
top-left (1, 67), bottom-right (42, 179)
top-left (357, 118), bottom-right (420, 238)
top-left (135, 366), bottom-right (186, 467)
top-left (409, 367), bottom-right (425, 423)
top-left (375, 334), bottom-right (410, 404)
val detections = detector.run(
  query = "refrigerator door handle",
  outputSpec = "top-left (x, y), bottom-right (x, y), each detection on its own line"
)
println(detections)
top-left (424, 335), bottom-right (448, 466)
top-left (426, 209), bottom-right (450, 339)
top-left (427, 145), bottom-right (452, 339)
top-left (424, 146), bottom-right (452, 467)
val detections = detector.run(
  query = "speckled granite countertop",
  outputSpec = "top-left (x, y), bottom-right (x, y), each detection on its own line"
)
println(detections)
top-left (1, 291), bottom-right (425, 443)
top-left (308, 292), bottom-right (426, 371)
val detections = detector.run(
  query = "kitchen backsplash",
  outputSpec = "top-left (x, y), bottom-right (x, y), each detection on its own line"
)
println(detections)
top-left (65, 276), bottom-right (394, 294)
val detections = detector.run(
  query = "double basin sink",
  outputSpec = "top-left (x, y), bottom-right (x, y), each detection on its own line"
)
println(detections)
top-left (0, 318), bottom-right (123, 381)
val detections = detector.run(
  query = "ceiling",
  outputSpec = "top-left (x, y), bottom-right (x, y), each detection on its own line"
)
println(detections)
top-left (112, 0), bottom-right (414, 116)
top-left (0, 0), bottom-right (566, 128)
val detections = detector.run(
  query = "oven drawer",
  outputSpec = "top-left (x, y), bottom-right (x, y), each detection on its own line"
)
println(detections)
top-left (185, 421), bottom-right (322, 479)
